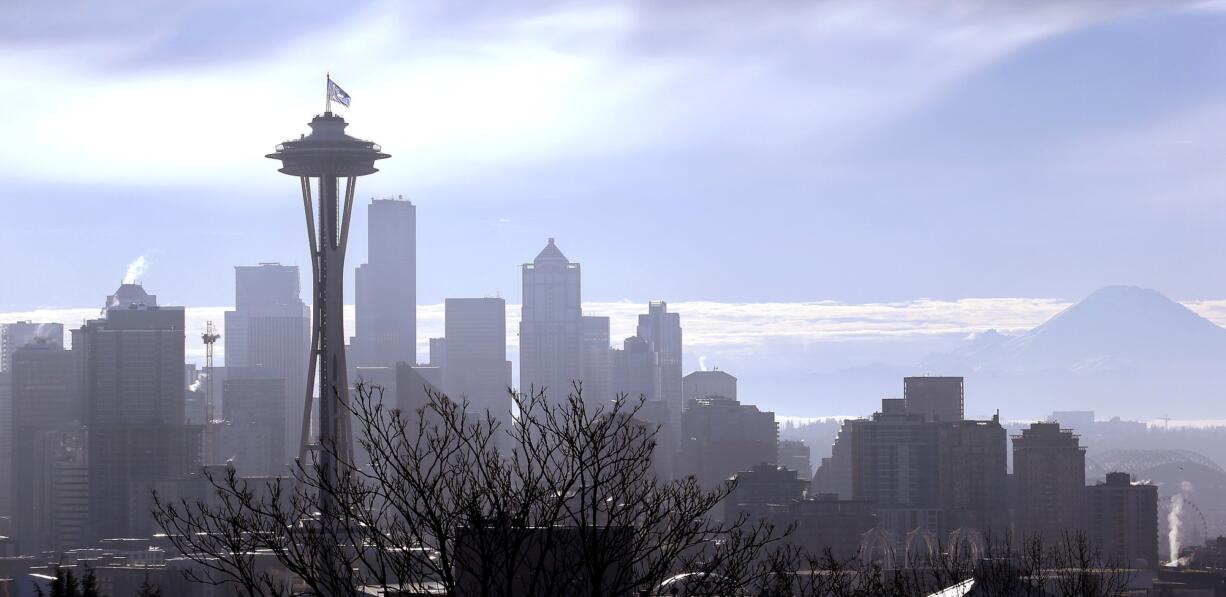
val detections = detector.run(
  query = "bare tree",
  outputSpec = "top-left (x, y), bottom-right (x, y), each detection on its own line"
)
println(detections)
top-left (154, 383), bottom-right (787, 596)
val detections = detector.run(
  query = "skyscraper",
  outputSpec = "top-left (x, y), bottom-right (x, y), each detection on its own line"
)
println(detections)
top-left (1, 321), bottom-right (64, 373)
top-left (443, 298), bottom-right (511, 426)
top-left (74, 283), bottom-right (201, 540)
top-left (223, 263), bottom-right (309, 463)
top-left (636, 301), bottom-right (682, 419)
top-left (580, 316), bottom-right (612, 409)
top-left (1012, 422), bottom-right (1086, 541)
top-left (9, 338), bottom-right (78, 552)
top-left (520, 238), bottom-right (581, 399)
top-left (353, 198), bottom-right (417, 369)
top-left (903, 376), bottom-right (964, 422)
top-left (221, 367), bottom-right (287, 477)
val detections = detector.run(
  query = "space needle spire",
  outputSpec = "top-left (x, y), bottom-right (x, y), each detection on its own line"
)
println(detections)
top-left (266, 93), bottom-right (388, 501)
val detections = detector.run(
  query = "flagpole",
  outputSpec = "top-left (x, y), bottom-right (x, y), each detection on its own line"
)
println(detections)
top-left (326, 72), bottom-right (331, 114)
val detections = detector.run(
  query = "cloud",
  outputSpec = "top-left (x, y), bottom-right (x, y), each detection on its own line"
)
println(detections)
top-left (0, 1), bottom-right (1175, 192)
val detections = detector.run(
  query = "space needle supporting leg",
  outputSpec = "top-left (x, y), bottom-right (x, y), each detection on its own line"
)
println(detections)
top-left (299, 177), bottom-right (321, 464)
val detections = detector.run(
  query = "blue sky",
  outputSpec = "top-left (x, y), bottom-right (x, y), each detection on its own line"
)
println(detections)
top-left (2, 1), bottom-right (1225, 416)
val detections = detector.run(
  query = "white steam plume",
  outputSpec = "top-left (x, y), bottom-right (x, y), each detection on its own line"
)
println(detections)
top-left (1168, 494), bottom-right (1184, 565)
top-left (698, 356), bottom-right (708, 372)
top-left (123, 256), bottom-right (149, 284)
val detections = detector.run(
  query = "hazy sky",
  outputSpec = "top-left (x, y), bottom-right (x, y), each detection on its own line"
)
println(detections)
top-left (2, 1), bottom-right (1226, 415)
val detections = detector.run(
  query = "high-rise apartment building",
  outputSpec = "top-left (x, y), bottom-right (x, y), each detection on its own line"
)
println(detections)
top-left (1085, 472), bottom-right (1159, 567)
top-left (9, 338), bottom-right (78, 552)
top-left (580, 316), bottom-right (612, 409)
top-left (223, 263), bottom-right (309, 464)
top-left (937, 418), bottom-right (1008, 536)
top-left (818, 392), bottom-right (1007, 541)
top-left (519, 238), bottom-right (581, 399)
top-left (1012, 422), bottom-right (1086, 541)
top-left (847, 399), bottom-right (943, 539)
top-left (74, 283), bottom-right (201, 540)
top-left (681, 396), bottom-right (778, 487)
top-left (353, 198), bottom-right (417, 368)
top-left (903, 376), bottom-right (963, 422)
top-left (443, 298), bottom-right (511, 425)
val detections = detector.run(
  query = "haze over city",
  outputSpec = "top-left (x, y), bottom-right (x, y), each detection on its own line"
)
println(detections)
top-left (3, 2), bottom-right (1226, 596)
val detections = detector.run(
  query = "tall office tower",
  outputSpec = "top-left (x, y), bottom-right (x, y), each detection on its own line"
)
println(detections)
top-left (0, 370), bottom-right (10, 517)
top-left (353, 198), bottom-right (417, 368)
top-left (9, 338), bottom-right (78, 552)
top-left (936, 418), bottom-right (1008, 536)
top-left (778, 440), bottom-right (812, 480)
top-left (443, 298), bottom-right (511, 426)
top-left (683, 369), bottom-right (737, 402)
top-left (612, 336), bottom-right (661, 401)
top-left (1, 321), bottom-right (64, 372)
top-left (846, 398), bottom-right (943, 540)
top-left (1085, 472), bottom-right (1159, 566)
top-left (636, 302), bottom-right (682, 418)
top-left (223, 263), bottom-right (309, 463)
top-left (1012, 422), bottom-right (1086, 541)
top-left (39, 429), bottom-right (89, 551)
top-left (519, 238), bottom-right (581, 399)
top-left (221, 367), bottom-right (287, 477)
top-left (903, 376), bottom-right (964, 422)
top-left (681, 396), bottom-right (777, 487)
top-left (74, 283), bottom-right (201, 540)
top-left (580, 316), bottom-right (612, 409)
top-left (613, 336), bottom-right (674, 477)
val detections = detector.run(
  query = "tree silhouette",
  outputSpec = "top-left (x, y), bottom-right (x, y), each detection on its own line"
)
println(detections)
top-left (154, 383), bottom-right (787, 596)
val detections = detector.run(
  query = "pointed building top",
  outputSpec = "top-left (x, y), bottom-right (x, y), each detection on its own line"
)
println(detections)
top-left (534, 237), bottom-right (569, 263)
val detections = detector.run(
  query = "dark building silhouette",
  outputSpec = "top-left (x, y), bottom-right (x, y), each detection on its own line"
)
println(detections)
top-left (778, 439), bottom-right (812, 481)
top-left (352, 198), bottom-right (417, 369)
top-left (1085, 472), bottom-right (1159, 567)
top-left (636, 301), bottom-right (682, 421)
top-left (847, 398), bottom-right (943, 538)
top-left (1012, 422), bottom-right (1086, 541)
top-left (0, 321), bottom-right (63, 519)
top-left (9, 338), bottom-right (78, 552)
top-left (220, 367), bottom-right (287, 477)
top-left (520, 238), bottom-right (581, 399)
top-left (903, 376), bottom-right (963, 422)
top-left (74, 284), bottom-right (201, 540)
top-left (937, 418), bottom-right (1008, 536)
top-left (579, 315), bottom-right (612, 409)
top-left (1, 321), bottom-right (64, 373)
top-left (223, 263), bottom-right (309, 464)
top-left (683, 369), bottom-right (737, 402)
top-left (726, 463), bottom-right (807, 522)
top-left (819, 393), bottom-right (1007, 540)
top-left (791, 494), bottom-right (878, 561)
top-left (443, 298), bottom-right (511, 427)
top-left (682, 395), bottom-right (777, 488)
top-left (38, 429), bottom-right (89, 551)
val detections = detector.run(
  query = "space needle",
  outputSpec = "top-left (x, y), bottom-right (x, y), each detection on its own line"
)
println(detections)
top-left (267, 78), bottom-right (388, 498)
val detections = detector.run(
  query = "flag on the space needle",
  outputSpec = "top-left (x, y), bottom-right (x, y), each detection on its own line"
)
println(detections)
top-left (327, 75), bottom-right (352, 108)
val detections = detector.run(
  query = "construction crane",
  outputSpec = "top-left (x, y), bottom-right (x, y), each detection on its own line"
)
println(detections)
top-left (201, 321), bottom-right (220, 423)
